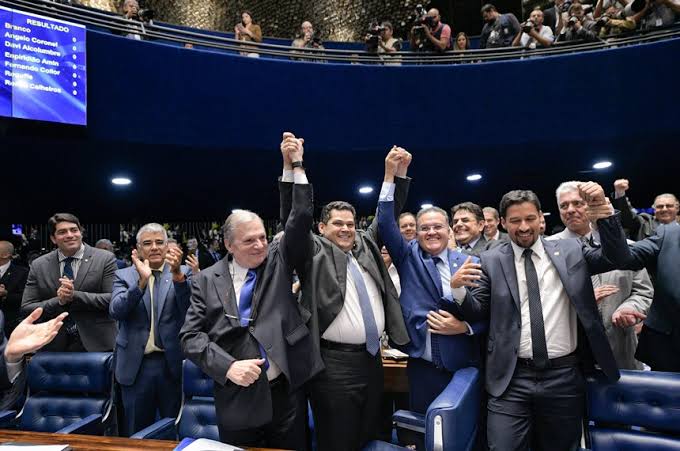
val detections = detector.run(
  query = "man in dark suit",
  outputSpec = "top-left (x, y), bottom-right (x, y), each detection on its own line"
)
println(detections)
top-left (198, 238), bottom-right (222, 270)
top-left (377, 153), bottom-right (486, 414)
top-left (0, 307), bottom-right (68, 401)
top-left (543, 0), bottom-right (566, 34)
top-left (451, 202), bottom-right (489, 256)
top-left (280, 141), bottom-right (410, 451)
top-left (0, 241), bottom-right (28, 337)
top-left (180, 135), bottom-right (323, 449)
top-left (483, 207), bottom-right (509, 243)
top-left (456, 184), bottom-right (629, 451)
top-left (110, 223), bottom-right (191, 436)
top-left (625, 222), bottom-right (680, 372)
top-left (21, 213), bottom-right (117, 352)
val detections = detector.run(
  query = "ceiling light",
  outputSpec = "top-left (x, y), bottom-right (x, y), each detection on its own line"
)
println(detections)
top-left (592, 161), bottom-right (612, 169)
top-left (420, 203), bottom-right (433, 209)
top-left (466, 174), bottom-right (482, 182)
top-left (358, 186), bottom-right (374, 194)
top-left (111, 177), bottom-right (131, 186)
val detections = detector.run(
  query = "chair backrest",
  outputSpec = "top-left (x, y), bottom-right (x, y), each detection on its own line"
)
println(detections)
top-left (19, 352), bottom-right (113, 433)
top-left (176, 359), bottom-right (219, 441)
top-left (587, 370), bottom-right (680, 451)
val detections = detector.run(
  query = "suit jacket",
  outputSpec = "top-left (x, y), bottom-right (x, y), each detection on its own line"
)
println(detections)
top-left (611, 194), bottom-right (660, 241)
top-left (543, 5), bottom-right (560, 33)
top-left (0, 263), bottom-right (29, 333)
top-left (460, 235), bottom-right (490, 257)
top-left (378, 199), bottom-right (486, 371)
top-left (21, 244), bottom-right (117, 352)
top-left (110, 264), bottom-right (192, 386)
top-left (625, 223), bottom-right (680, 342)
top-left (459, 214), bottom-right (630, 397)
top-left (548, 230), bottom-right (653, 370)
top-left (198, 248), bottom-right (221, 271)
top-left (180, 183), bottom-right (323, 431)
top-left (279, 178), bottom-right (410, 349)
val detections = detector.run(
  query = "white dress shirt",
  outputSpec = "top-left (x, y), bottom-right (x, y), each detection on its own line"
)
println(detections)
top-left (510, 239), bottom-right (577, 359)
top-left (230, 259), bottom-right (282, 381)
top-left (0, 261), bottom-right (10, 279)
top-left (388, 264), bottom-right (401, 297)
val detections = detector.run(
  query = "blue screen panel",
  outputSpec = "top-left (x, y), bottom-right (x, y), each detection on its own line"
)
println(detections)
top-left (1, 6), bottom-right (87, 125)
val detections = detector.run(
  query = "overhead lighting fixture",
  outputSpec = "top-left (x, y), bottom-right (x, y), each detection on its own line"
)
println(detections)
top-left (466, 173), bottom-right (482, 182)
top-left (543, 212), bottom-right (552, 216)
top-left (111, 177), bottom-right (132, 186)
top-left (420, 203), bottom-right (433, 209)
top-left (358, 186), bottom-right (374, 194)
top-left (592, 161), bottom-right (612, 170)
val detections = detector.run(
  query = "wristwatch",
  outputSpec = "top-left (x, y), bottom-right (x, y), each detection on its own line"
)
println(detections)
top-left (291, 160), bottom-right (304, 169)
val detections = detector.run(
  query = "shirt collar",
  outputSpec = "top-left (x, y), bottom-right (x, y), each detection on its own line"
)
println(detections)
top-left (460, 236), bottom-right (481, 250)
top-left (0, 261), bottom-right (10, 275)
top-left (230, 258), bottom-right (249, 281)
top-left (150, 262), bottom-right (166, 275)
top-left (510, 237), bottom-right (546, 263)
top-left (433, 247), bottom-right (449, 262)
top-left (58, 244), bottom-right (85, 263)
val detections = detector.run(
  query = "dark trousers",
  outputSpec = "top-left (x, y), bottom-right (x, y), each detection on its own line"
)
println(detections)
top-left (219, 376), bottom-right (304, 449)
top-left (636, 325), bottom-right (680, 372)
top-left (310, 344), bottom-right (383, 451)
top-left (487, 362), bottom-right (585, 451)
top-left (120, 353), bottom-right (181, 437)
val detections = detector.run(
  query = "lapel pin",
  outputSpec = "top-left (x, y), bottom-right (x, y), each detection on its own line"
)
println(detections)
top-left (84, 259), bottom-right (89, 262)
top-left (453, 263), bottom-right (458, 267)
top-left (554, 252), bottom-right (559, 256)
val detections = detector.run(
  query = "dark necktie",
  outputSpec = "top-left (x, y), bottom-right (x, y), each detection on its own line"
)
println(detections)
top-left (61, 257), bottom-right (78, 336)
top-left (523, 249), bottom-right (549, 368)
top-left (429, 256), bottom-right (445, 368)
top-left (238, 269), bottom-right (269, 370)
top-left (347, 254), bottom-right (381, 356)
top-left (151, 270), bottom-right (162, 347)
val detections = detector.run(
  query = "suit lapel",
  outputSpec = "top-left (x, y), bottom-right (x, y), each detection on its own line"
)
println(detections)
top-left (213, 259), bottom-right (240, 327)
top-left (49, 251), bottom-right (62, 289)
top-left (499, 244), bottom-right (521, 311)
top-left (154, 265), bottom-right (172, 322)
top-left (542, 238), bottom-right (570, 296)
top-left (332, 244), bottom-right (348, 300)
top-left (74, 246), bottom-right (93, 290)
top-left (422, 249), bottom-right (443, 298)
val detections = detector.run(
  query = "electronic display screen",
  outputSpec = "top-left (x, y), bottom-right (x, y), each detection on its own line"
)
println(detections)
top-left (1, 6), bottom-right (86, 125)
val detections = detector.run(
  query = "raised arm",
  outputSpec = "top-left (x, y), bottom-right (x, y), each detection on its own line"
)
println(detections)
top-left (377, 147), bottom-right (412, 267)
top-left (611, 179), bottom-right (645, 239)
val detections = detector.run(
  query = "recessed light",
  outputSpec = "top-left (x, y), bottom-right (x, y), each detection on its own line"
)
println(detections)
top-left (111, 177), bottom-right (131, 186)
top-left (358, 186), bottom-right (374, 194)
top-left (466, 174), bottom-right (482, 181)
top-left (543, 212), bottom-right (552, 216)
top-left (420, 203), bottom-right (433, 209)
top-left (592, 161), bottom-right (612, 169)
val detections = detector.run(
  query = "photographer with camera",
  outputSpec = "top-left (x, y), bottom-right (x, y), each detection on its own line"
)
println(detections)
top-left (513, 8), bottom-right (555, 48)
top-left (121, 0), bottom-right (153, 41)
top-left (556, 3), bottom-right (600, 41)
top-left (409, 7), bottom-right (452, 53)
top-left (292, 21), bottom-right (324, 50)
top-left (593, 1), bottom-right (650, 36)
top-left (480, 4), bottom-right (521, 48)
top-left (636, 0), bottom-right (680, 29)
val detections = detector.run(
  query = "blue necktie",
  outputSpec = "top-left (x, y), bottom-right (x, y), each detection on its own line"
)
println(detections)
top-left (238, 269), bottom-right (269, 370)
top-left (347, 254), bottom-right (381, 356)
top-left (61, 257), bottom-right (78, 336)
top-left (430, 256), bottom-right (444, 368)
top-left (523, 249), bottom-right (549, 368)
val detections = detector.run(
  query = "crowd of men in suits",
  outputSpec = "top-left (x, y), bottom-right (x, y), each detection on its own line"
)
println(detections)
top-left (1, 134), bottom-right (679, 450)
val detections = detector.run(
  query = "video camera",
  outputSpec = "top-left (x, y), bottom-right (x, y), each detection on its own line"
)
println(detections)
top-left (521, 19), bottom-right (537, 33)
top-left (365, 20), bottom-right (386, 51)
top-left (413, 4), bottom-right (436, 29)
top-left (133, 8), bottom-right (154, 22)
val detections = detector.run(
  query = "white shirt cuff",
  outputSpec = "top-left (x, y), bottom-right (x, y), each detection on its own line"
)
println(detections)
top-left (464, 321), bottom-right (474, 335)
top-left (379, 182), bottom-right (396, 202)
top-left (452, 287), bottom-right (467, 305)
top-left (6, 358), bottom-right (23, 384)
top-left (282, 169), bottom-right (294, 183)
top-left (293, 171), bottom-right (309, 184)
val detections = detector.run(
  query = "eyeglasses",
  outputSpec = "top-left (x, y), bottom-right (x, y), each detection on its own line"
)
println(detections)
top-left (140, 239), bottom-right (166, 248)
top-left (654, 204), bottom-right (678, 210)
top-left (418, 224), bottom-right (446, 233)
top-left (558, 200), bottom-right (586, 210)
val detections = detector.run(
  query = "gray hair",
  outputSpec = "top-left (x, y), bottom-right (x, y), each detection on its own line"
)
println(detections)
top-left (95, 238), bottom-right (113, 250)
top-left (483, 206), bottom-right (499, 220)
top-left (555, 181), bottom-right (582, 204)
top-left (222, 210), bottom-right (264, 243)
top-left (0, 241), bottom-right (14, 256)
top-left (416, 206), bottom-right (450, 224)
top-left (653, 193), bottom-right (679, 207)
top-left (136, 223), bottom-right (168, 244)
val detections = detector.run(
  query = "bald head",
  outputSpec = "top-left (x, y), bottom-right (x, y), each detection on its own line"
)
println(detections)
top-left (0, 241), bottom-right (14, 262)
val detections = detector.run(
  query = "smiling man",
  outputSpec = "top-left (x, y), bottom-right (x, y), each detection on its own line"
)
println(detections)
top-left (22, 213), bottom-right (117, 352)
top-left (455, 185), bottom-right (632, 451)
top-left (280, 144), bottom-right (410, 451)
top-left (110, 223), bottom-right (190, 436)
top-left (451, 202), bottom-right (488, 256)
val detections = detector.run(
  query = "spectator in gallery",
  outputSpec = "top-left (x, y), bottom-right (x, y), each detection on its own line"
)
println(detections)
top-left (292, 21), bottom-right (324, 49)
top-left (512, 8), bottom-right (554, 48)
top-left (410, 8), bottom-right (452, 52)
top-left (235, 11), bottom-right (263, 57)
top-left (556, 3), bottom-right (600, 42)
top-left (453, 32), bottom-right (471, 50)
top-left (479, 3), bottom-right (521, 48)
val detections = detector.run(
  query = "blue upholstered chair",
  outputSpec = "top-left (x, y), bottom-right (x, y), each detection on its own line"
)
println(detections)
top-left (15, 352), bottom-right (113, 435)
top-left (586, 369), bottom-right (680, 451)
top-left (363, 367), bottom-right (481, 451)
top-left (131, 359), bottom-right (218, 441)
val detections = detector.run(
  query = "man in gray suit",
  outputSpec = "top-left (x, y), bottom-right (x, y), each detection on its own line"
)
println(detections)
top-left (280, 143), bottom-right (411, 451)
top-left (451, 202), bottom-right (489, 256)
top-left (22, 213), bottom-right (117, 352)
top-left (548, 181), bottom-right (652, 370)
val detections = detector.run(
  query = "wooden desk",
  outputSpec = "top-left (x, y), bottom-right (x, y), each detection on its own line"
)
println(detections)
top-left (383, 358), bottom-right (408, 393)
top-left (0, 430), bottom-right (285, 451)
